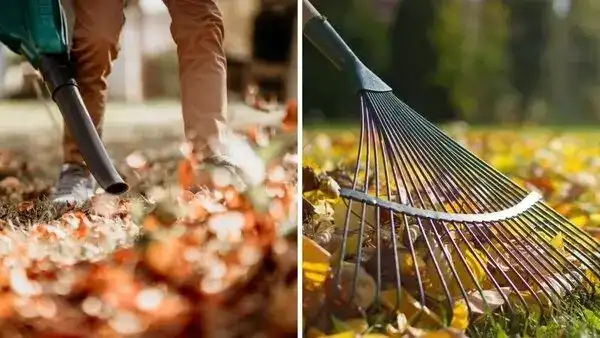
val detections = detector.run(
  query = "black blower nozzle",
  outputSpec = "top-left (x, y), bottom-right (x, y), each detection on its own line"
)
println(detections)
top-left (39, 54), bottom-right (128, 195)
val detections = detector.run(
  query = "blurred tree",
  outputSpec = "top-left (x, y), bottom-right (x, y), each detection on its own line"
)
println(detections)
top-left (546, 0), bottom-right (572, 124)
top-left (432, 0), bottom-right (511, 124)
top-left (390, 0), bottom-right (456, 123)
top-left (303, 0), bottom-right (389, 123)
top-left (545, 0), bottom-right (600, 124)
top-left (569, 0), bottom-right (600, 122)
top-left (504, 0), bottom-right (550, 122)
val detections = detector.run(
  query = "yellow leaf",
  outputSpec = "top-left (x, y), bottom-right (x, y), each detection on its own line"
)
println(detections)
top-left (342, 319), bottom-right (369, 334)
top-left (307, 327), bottom-right (328, 338)
top-left (303, 157), bottom-right (323, 174)
top-left (590, 214), bottom-right (600, 225)
top-left (585, 269), bottom-right (600, 293)
top-left (564, 159), bottom-right (582, 173)
top-left (330, 234), bottom-right (360, 267)
top-left (379, 288), bottom-right (443, 328)
top-left (303, 236), bottom-right (331, 289)
top-left (362, 335), bottom-right (390, 338)
top-left (553, 203), bottom-right (572, 216)
top-left (422, 331), bottom-right (454, 338)
top-left (508, 290), bottom-right (551, 315)
top-left (450, 300), bottom-right (469, 331)
top-left (422, 329), bottom-right (467, 338)
top-left (454, 244), bottom-right (487, 292)
top-left (425, 242), bottom-right (488, 298)
top-left (550, 233), bottom-right (564, 252)
top-left (321, 331), bottom-right (357, 338)
top-left (569, 215), bottom-right (588, 228)
top-left (489, 154), bottom-right (515, 171)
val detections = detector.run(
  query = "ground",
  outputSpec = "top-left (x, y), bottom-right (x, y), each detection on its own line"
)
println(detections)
top-left (0, 100), bottom-right (298, 337)
top-left (302, 123), bottom-right (600, 338)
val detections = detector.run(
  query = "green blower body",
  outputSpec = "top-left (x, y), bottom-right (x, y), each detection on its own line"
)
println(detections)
top-left (0, 0), bottom-right (128, 195)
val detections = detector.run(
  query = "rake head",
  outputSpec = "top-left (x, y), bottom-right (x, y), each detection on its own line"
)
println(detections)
top-left (321, 90), bottom-right (600, 330)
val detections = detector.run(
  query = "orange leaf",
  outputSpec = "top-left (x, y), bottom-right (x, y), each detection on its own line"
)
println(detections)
top-left (247, 127), bottom-right (258, 144)
top-left (112, 248), bottom-right (139, 265)
top-left (282, 99), bottom-right (297, 132)
top-left (0, 293), bottom-right (14, 319)
top-left (144, 239), bottom-right (184, 277)
top-left (177, 159), bottom-right (195, 190)
top-left (143, 215), bottom-right (161, 232)
top-left (223, 186), bottom-right (244, 209)
top-left (554, 203), bottom-right (572, 216)
top-left (17, 201), bottom-right (34, 212)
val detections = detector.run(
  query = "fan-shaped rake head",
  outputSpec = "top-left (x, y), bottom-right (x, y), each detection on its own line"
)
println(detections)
top-left (319, 90), bottom-right (600, 330)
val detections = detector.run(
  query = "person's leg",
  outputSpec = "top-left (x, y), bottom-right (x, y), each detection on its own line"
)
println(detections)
top-left (63, 0), bottom-right (125, 165)
top-left (162, 0), bottom-right (228, 160)
top-left (53, 0), bottom-right (125, 203)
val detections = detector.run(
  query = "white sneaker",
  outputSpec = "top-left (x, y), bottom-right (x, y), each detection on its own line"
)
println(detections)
top-left (51, 163), bottom-right (97, 204)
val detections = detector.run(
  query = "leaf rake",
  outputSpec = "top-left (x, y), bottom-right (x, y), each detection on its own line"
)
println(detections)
top-left (302, 0), bottom-right (600, 333)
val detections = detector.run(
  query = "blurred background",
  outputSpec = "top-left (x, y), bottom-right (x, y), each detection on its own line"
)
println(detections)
top-left (0, 0), bottom-right (297, 137)
top-left (303, 0), bottom-right (600, 126)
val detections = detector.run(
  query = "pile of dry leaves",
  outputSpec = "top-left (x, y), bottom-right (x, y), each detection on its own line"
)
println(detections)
top-left (0, 105), bottom-right (298, 337)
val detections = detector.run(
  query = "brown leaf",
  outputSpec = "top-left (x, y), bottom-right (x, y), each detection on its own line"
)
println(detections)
top-left (303, 167), bottom-right (319, 193)
top-left (17, 201), bottom-right (34, 212)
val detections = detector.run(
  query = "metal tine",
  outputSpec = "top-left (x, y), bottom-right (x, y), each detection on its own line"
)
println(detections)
top-left (392, 97), bottom-right (592, 298)
top-left (370, 95), bottom-right (508, 319)
top-left (332, 89), bottom-right (600, 328)
top-left (364, 96), bottom-right (449, 323)
top-left (407, 101), bottom-right (600, 258)
top-left (377, 117), bottom-right (404, 314)
top-left (393, 95), bottom-right (600, 292)
top-left (436, 132), bottom-right (600, 274)
top-left (346, 99), bottom-right (372, 310)
top-left (386, 147), bottom-right (430, 325)
top-left (392, 102), bottom-right (580, 294)
top-left (333, 96), bottom-right (368, 304)
top-left (369, 105), bottom-right (383, 309)
top-left (408, 108), bottom-right (600, 281)
top-left (394, 97), bottom-right (599, 256)
top-left (366, 90), bottom-right (596, 312)
top-left (369, 100), bottom-right (458, 321)
top-left (351, 97), bottom-right (374, 311)
top-left (371, 94), bottom-right (535, 315)
top-left (370, 94), bottom-right (536, 313)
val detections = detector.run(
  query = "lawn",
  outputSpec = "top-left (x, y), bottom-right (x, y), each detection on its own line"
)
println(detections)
top-left (302, 124), bottom-right (600, 337)
top-left (0, 120), bottom-right (298, 336)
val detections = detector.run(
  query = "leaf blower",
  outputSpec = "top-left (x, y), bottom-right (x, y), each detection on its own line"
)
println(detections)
top-left (0, 0), bottom-right (128, 194)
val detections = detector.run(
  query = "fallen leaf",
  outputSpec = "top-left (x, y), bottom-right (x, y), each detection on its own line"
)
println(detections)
top-left (449, 300), bottom-right (469, 331)
top-left (17, 201), bottom-right (34, 212)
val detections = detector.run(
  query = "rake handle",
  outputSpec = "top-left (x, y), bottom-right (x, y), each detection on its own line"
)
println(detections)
top-left (302, 0), bottom-right (320, 25)
top-left (301, 0), bottom-right (357, 71)
top-left (302, 0), bottom-right (391, 92)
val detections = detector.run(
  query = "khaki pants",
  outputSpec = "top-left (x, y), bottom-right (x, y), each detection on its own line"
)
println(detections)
top-left (64, 0), bottom-right (227, 164)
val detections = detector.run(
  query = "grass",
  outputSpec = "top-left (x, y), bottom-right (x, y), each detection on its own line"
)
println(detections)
top-left (469, 292), bottom-right (600, 338)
